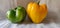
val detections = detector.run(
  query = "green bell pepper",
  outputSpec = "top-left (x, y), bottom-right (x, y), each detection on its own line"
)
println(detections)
top-left (6, 6), bottom-right (26, 23)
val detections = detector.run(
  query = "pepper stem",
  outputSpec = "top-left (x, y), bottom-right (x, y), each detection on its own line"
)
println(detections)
top-left (37, 1), bottom-right (40, 5)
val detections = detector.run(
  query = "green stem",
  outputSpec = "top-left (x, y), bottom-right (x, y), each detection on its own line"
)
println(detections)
top-left (37, 1), bottom-right (40, 5)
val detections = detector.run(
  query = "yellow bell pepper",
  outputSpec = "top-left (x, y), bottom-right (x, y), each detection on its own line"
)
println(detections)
top-left (27, 2), bottom-right (48, 24)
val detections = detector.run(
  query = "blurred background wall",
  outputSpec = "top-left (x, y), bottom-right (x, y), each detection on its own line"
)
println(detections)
top-left (17, 0), bottom-right (33, 8)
